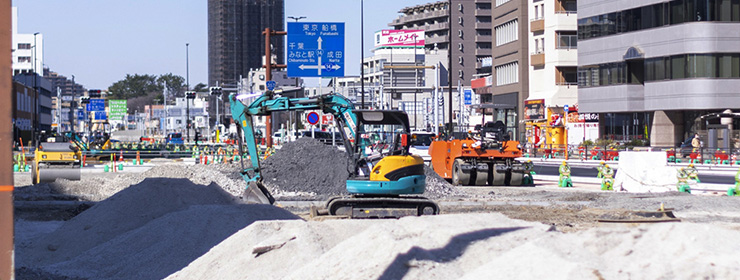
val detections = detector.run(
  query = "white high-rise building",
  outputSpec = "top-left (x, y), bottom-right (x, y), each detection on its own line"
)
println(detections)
top-left (12, 7), bottom-right (44, 76)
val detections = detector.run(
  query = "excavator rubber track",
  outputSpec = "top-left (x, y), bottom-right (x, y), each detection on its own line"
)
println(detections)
top-left (322, 195), bottom-right (440, 218)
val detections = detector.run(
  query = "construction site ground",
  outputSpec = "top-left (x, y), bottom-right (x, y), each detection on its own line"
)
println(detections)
top-left (11, 138), bottom-right (740, 279)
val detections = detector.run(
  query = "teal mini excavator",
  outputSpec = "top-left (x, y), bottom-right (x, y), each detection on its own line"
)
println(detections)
top-left (230, 92), bottom-right (439, 218)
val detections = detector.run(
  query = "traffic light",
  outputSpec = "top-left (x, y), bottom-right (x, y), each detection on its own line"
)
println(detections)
top-left (80, 96), bottom-right (90, 104)
top-left (186, 91), bottom-right (196, 99)
top-left (89, 89), bottom-right (102, 98)
top-left (209, 86), bottom-right (222, 95)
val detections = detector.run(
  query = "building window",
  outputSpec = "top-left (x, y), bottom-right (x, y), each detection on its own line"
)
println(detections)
top-left (458, 29), bottom-right (464, 38)
top-left (534, 38), bottom-right (544, 53)
top-left (459, 70), bottom-right (464, 78)
top-left (18, 56), bottom-right (31, 63)
top-left (458, 17), bottom-right (463, 24)
top-left (17, 43), bottom-right (31, 50)
top-left (459, 56), bottom-right (464, 65)
top-left (579, 53), bottom-right (740, 88)
top-left (556, 67), bottom-right (578, 85)
top-left (458, 3), bottom-right (463, 11)
top-left (495, 61), bottom-right (519, 86)
top-left (579, 0), bottom-right (740, 41)
top-left (556, 31), bottom-right (577, 49)
top-left (496, 0), bottom-right (511, 7)
top-left (458, 43), bottom-right (464, 51)
top-left (495, 19), bottom-right (518, 46)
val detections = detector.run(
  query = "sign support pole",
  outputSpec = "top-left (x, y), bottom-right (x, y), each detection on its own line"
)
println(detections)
top-left (262, 28), bottom-right (287, 148)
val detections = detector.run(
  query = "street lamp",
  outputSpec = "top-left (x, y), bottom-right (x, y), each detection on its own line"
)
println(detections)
top-left (33, 32), bottom-right (40, 146)
top-left (288, 16), bottom-right (306, 22)
top-left (186, 43), bottom-right (190, 142)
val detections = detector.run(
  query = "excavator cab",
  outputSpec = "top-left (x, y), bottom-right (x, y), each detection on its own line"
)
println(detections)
top-left (350, 110), bottom-right (424, 195)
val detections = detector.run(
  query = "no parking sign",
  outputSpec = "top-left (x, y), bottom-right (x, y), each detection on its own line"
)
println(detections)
top-left (306, 112), bottom-right (319, 125)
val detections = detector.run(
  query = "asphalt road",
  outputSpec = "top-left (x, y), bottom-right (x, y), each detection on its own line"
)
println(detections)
top-left (533, 164), bottom-right (734, 185)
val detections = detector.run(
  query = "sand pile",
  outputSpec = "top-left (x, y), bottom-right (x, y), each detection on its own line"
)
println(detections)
top-left (17, 178), bottom-right (299, 280)
top-left (167, 214), bottom-right (740, 280)
top-left (14, 164), bottom-right (250, 202)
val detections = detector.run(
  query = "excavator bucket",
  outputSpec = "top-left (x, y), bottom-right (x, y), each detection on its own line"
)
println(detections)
top-left (243, 181), bottom-right (275, 204)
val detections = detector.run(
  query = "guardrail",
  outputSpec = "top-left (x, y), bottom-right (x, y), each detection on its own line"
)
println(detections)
top-left (521, 144), bottom-right (740, 165)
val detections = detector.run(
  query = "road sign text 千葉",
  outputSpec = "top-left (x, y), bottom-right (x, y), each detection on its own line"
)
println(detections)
top-left (287, 22), bottom-right (345, 78)
top-left (86, 99), bottom-right (105, 112)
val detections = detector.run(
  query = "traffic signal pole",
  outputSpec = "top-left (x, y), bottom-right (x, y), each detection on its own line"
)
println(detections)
top-left (262, 27), bottom-right (287, 147)
top-left (1, 1), bottom-right (15, 278)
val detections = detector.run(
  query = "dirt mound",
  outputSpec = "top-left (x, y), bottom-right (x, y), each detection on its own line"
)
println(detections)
top-left (17, 178), bottom-right (299, 280)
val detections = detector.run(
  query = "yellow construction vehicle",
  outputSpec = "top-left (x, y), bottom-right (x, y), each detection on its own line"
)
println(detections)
top-left (32, 135), bottom-right (82, 184)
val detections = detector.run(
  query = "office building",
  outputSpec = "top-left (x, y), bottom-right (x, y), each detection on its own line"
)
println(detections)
top-left (578, 0), bottom-right (740, 148)
top-left (208, 0), bottom-right (285, 87)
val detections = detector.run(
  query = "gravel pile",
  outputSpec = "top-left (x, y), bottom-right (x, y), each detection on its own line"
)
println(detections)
top-left (423, 165), bottom-right (462, 199)
top-left (260, 137), bottom-right (461, 199)
top-left (261, 138), bottom-right (352, 197)
top-left (17, 178), bottom-right (299, 280)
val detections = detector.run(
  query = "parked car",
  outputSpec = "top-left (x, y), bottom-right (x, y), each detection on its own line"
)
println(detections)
top-left (409, 132), bottom-right (435, 162)
top-left (166, 133), bottom-right (184, 145)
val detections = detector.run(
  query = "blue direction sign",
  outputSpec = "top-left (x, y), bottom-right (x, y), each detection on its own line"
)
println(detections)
top-left (76, 110), bottom-right (85, 121)
top-left (463, 89), bottom-right (472, 105)
top-left (93, 111), bottom-right (107, 120)
top-left (287, 22), bottom-right (345, 77)
top-left (86, 98), bottom-right (105, 112)
top-left (266, 80), bottom-right (276, 91)
top-left (564, 104), bottom-right (569, 113)
top-left (306, 112), bottom-right (319, 125)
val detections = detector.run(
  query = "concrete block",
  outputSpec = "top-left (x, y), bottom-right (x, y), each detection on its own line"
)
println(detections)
top-left (614, 151), bottom-right (677, 193)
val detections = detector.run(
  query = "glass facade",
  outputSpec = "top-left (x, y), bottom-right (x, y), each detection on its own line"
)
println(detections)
top-left (578, 53), bottom-right (740, 88)
top-left (578, 0), bottom-right (740, 40)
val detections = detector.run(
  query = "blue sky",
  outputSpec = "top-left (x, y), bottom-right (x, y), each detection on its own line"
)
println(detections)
top-left (13, 0), bottom-right (432, 89)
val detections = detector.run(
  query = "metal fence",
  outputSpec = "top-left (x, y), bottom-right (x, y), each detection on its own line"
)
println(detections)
top-left (522, 143), bottom-right (740, 165)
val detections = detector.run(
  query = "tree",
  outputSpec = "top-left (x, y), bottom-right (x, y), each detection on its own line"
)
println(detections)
top-left (107, 74), bottom-right (162, 99)
top-left (193, 82), bottom-right (207, 93)
top-left (157, 73), bottom-right (186, 97)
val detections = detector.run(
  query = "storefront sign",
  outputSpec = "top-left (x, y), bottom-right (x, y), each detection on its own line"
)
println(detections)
top-left (524, 99), bottom-right (545, 120)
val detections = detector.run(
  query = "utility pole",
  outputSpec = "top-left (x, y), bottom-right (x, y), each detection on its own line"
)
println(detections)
top-left (360, 0), bottom-right (365, 109)
top-left (262, 27), bottom-right (287, 147)
top-left (1, 2), bottom-right (15, 278)
top-left (186, 43), bottom-right (190, 142)
top-left (448, 0), bottom-right (454, 138)
top-left (71, 75), bottom-right (76, 135)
